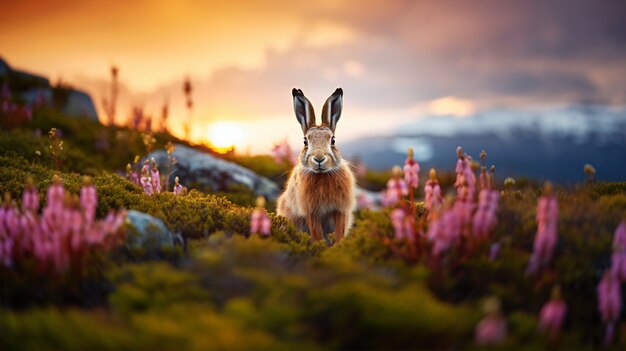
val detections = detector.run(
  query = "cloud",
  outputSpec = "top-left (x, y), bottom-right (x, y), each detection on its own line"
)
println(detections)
top-left (4, 0), bottom-right (625, 150)
top-left (428, 97), bottom-right (476, 118)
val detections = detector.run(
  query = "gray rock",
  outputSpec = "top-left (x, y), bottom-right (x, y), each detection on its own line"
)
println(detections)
top-left (21, 87), bottom-right (53, 105)
top-left (63, 89), bottom-right (98, 121)
top-left (0, 57), bottom-right (9, 75)
top-left (147, 144), bottom-right (281, 199)
top-left (0, 57), bottom-right (98, 121)
top-left (125, 210), bottom-right (174, 251)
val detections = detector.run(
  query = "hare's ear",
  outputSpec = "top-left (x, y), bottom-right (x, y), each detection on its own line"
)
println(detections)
top-left (292, 88), bottom-right (315, 134)
top-left (321, 88), bottom-right (343, 133)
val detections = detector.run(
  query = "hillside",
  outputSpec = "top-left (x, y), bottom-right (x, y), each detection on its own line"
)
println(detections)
top-left (1, 87), bottom-right (626, 349)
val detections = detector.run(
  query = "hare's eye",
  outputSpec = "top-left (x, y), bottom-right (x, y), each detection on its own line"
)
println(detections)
top-left (331, 136), bottom-right (335, 146)
top-left (303, 138), bottom-right (308, 147)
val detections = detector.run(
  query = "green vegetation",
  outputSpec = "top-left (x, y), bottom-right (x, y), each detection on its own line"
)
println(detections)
top-left (1, 109), bottom-right (626, 350)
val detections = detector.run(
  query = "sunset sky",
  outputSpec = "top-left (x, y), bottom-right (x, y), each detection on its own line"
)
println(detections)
top-left (1, 0), bottom-right (625, 153)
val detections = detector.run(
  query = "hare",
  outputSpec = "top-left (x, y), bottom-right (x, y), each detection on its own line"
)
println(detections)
top-left (277, 88), bottom-right (356, 242)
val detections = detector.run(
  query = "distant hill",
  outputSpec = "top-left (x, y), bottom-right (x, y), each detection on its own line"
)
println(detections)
top-left (342, 105), bottom-right (626, 182)
top-left (0, 56), bottom-right (98, 121)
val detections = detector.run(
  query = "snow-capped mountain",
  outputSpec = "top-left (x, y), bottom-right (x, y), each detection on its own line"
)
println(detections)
top-left (342, 105), bottom-right (626, 182)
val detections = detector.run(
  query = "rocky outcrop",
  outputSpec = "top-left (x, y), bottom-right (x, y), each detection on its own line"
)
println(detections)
top-left (147, 144), bottom-right (281, 199)
top-left (0, 57), bottom-right (98, 121)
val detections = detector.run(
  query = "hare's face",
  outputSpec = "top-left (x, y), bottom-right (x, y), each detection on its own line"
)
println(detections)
top-left (300, 126), bottom-right (341, 173)
top-left (291, 88), bottom-right (344, 173)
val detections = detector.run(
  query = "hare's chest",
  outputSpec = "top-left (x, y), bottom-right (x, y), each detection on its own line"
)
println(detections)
top-left (297, 171), bottom-right (351, 214)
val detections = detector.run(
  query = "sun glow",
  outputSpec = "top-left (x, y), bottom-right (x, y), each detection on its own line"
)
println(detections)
top-left (207, 121), bottom-right (244, 153)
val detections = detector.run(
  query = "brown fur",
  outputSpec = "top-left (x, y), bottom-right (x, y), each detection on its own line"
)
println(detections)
top-left (278, 88), bottom-right (356, 242)
top-left (277, 161), bottom-right (356, 241)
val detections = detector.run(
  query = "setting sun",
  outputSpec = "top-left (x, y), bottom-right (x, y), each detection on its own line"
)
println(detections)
top-left (207, 121), bottom-right (244, 153)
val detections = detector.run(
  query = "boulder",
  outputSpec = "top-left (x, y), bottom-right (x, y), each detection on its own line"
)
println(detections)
top-left (147, 144), bottom-right (281, 199)
top-left (125, 210), bottom-right (174, 251)
top-left (63, 89), bottom-right (98, 121)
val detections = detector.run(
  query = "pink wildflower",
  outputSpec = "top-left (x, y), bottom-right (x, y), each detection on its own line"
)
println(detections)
top-left (475, 297), bottom-right (507, 346)
top-left (271, 140), bottom-right (295, 165)
top-left (22, 177), bottom-right (39, 213)
top-left (250, 196), bottom-right (271, 236)
top-left (489, 242), bottom-right (501, 261)
top-left (527, 182), bottom-right (558, 274)
top-left (427, 200), bottom-right (461, 257)
top-left (383, 166), bottom-right (408, 206)
top-left (538, 287), bottom-right (567, 337)
top-left (454, 147), bottom-right (476, 228)
top-left (597, 271), bottom-right (622, 345)
top-left (1, 176), bottom-right (125, 273)
top-left (356, 192), bottom-right (374, 209)
top-left (472, 188), bottom-right (499, 240)
top-left (140, 160), bottom-right (153, 195)
top-left (173, 176), bottom-right (186, 195)
top-left (611, 221), bottom-right (626, 280)
top-left (614, 220), bottom-right (626, 252)
top-left (403, 148), bottom-right (420, 188)
top-left (424, 169), bottom-right (442, 212)
top-left (80, 176), bottom-right (97, 225)
top-left (46, 175), bottom-right (64, 213)
top-left (391, 208), bottom-right (416, 243)
top-left (150, 158), bottom-right (161, 194)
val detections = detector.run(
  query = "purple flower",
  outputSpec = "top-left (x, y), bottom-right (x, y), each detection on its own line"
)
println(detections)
top-left (250, 196), bottom-right (271, 236)
top-left (140, 161), bottom-right (153, 195)
top-left (391, 208), bottom-right (416, 242)
top-left (475, 297), bottom-right (507, 346)
top-left (424, 169), bottom-right (442, 212)
top-left (383, 166), bottom-right (408, 207)
top-left (454, 147), bottom-right (476, 228)
top-left (526, 183), bottom-right (558, 274)
top-left (489, 242), bottom-right (501, 261)
top-left (173, 176), bottom-right (186, 195)
top-left (472, 189), bottom-right (499, 240)
top-left (80, 176), bottom-right (97, 225)
top-left (613, 220), bottom-right (626, 253)
top-left (1, 176), bottom-right (125, 273)
top-left (597, 271), bottom-right (622, 345)
top-left (538, 287), bottom-right (567, 337)
top-left (272, 140), bottom-right (295, 165)
top-left (403, 148), bottom-right (420, 188)
top-left (22, 178), bottom-right (39, 213)
top-left (150, 158), bottom-right (161, 194)
top-left (356, 192), bottom-right (374, 210)
top-left (427, 205), bottom-right (461, 257)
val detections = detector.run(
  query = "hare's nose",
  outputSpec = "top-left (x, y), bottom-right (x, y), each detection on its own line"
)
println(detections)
top-left (313, 156), bottom-right (326, 164)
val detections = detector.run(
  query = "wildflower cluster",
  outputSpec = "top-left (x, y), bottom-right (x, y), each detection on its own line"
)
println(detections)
top-left (373, 145), bottom-right (626, 345)
top-left (0, 175), bottom-right (125, 273)
top-left (382, 165), bottom-right (408, 207)
top-left (139, 158), bottom-right (161, 195)
top-left (126, 142), bottom-right (185, 196)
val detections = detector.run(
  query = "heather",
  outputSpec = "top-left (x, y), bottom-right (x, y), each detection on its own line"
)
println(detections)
top-left (1, 106), bottom-right (626, 350)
